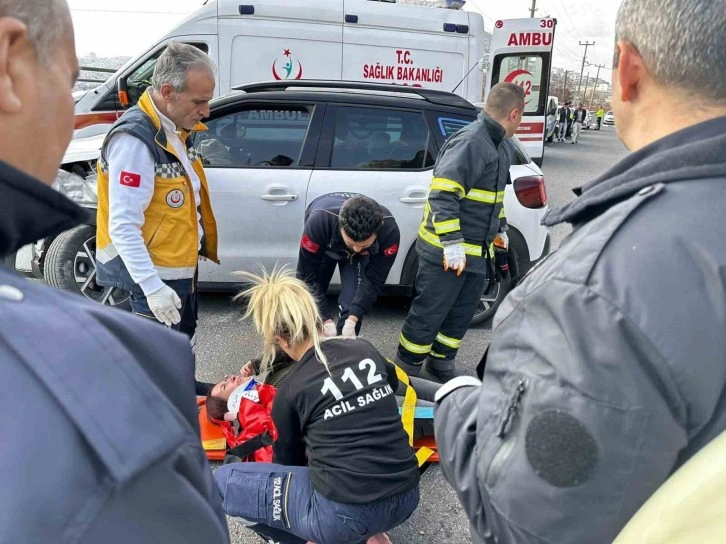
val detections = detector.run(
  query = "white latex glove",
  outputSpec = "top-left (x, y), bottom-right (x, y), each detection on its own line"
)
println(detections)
top-left (493, 232), bottom-right (509, 251)
top-left (322, 320), bottom-right (338, 338)
top-left (341, 318), bottom-right (357, 338)
top-left (146, 284), bottom-right (182, 326)
top-left (443, 243), bottom-right (466, 276)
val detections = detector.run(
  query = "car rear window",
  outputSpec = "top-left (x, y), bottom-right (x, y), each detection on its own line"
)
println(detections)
top-left (435, 114), bottom-right (528, 166)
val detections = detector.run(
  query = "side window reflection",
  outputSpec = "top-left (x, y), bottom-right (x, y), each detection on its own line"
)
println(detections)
top-left (330, 107), bottom-right (436, 170)
top-left (195, 107), bottom-right (313, 168)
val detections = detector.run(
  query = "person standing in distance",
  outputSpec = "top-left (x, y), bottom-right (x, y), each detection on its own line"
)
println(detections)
top-left (434, 0), bottom-right (726, 541)
top-left (596, 105), bottom-right (605, 130)
top-left (571, 102), bottom-right (588, 143)
top-left (395, 83), bottom-right (524, 382)
top-left (297, 193), bottom-right (400, 338)
top-left (557, 103), bottom-right (569, 142)
top-left (0, 2), bottom-right (229, 541)
top-left (95, 42), bottom-right (219, 395)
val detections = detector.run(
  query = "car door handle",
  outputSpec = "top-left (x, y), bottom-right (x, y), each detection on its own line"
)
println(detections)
top-left (400, 196), bottom-right (427, 204)
top-left (260, 193), bottom-right (298, 201)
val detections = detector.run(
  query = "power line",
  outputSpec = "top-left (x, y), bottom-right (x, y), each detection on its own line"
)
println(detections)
top-left (576, 41), bottom-right (595, 101)
top-left (465, 0), bottom-right (496, 28)
top-left (587, 63), bottom-right (606, 109)
top-left (550, 0), bottom-right (585, 42)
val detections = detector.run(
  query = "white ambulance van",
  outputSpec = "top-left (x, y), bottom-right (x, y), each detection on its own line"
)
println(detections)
top-left (484, 17), bottom-right (556, 165)
top-left (74, 0), bottom-right (486, 135)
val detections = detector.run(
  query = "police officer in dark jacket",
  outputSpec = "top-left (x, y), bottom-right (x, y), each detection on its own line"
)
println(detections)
top-left (434, 1), bottom-right (726, 542)
top-left (0, 2), bottom-right (228, 542)
top-left (395, 83), bottom-right (524, 382)
top-left (297, 193), bottom-right (400, 337)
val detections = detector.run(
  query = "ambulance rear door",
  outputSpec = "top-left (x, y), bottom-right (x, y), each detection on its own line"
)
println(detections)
top-left (341, 0), bottom-right (482, 102)
top-left (485, 18), bottom-right (556, 165)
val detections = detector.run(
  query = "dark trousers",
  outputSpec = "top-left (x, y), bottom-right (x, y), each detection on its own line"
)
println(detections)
top-left (397, 259), bottom-right (487, 366)
top-left (597, 117), bottom-right (602, 129)
top-left (128, 274), bottom-right (209, 395)
top-left (215, 463), bottom-right (419, 544)
top-left (316, 255), bottom-right (368, 334)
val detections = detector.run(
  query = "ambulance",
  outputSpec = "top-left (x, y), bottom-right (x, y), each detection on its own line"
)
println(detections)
top-left (74, 0), bottom-right (487, 135)
top-left (484, 17), bottom-right (557, 165)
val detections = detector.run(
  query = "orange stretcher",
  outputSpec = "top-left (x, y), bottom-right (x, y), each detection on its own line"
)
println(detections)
top-left (197, 397), bottom-right (438, 464)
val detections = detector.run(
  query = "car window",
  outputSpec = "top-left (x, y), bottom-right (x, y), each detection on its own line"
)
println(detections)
top-left (438, 117), bottom-right (472, 139)
top-left (505, 138), bottom-right (530, 166)
top-left (126, 43), bottom-right (209, 107)
top-left (329, 107), bottom-right (435, 170)
top-left (194, 106), bottom-right (313, 168)
top-left (490, 53), bottom-right (550, 116)
top-left (435, 113), bottom-right (526, 166)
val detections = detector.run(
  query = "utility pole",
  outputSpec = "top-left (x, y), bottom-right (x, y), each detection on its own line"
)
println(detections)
top-left (576, 41), bottom-right (595, 102)
top-left (562, 70), bottom-right (568, 102)
top-left (588, 63), bottom-right (606, 109)
top-left (529, 0), bottom-right (537, 17)
top-left (581, 73), bottom-right (590, 106)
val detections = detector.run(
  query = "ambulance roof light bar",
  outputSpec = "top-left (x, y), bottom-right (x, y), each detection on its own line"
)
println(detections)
top-left (232, 80), bottom-right (474, 108)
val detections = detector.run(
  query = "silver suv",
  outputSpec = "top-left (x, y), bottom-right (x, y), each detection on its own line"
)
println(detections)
top-left (33, 81), bottom-right (551, 324)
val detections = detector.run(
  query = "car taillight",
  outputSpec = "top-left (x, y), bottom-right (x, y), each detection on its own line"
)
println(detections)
top-left (513, 175), bottom-right (547, 209)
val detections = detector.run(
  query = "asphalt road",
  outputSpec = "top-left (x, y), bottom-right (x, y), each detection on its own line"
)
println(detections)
top-left (196, 125), bottom-right (629, 544)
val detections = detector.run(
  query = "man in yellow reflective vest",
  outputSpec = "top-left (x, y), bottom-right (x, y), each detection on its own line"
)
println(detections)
top-left (395, 83), bottom-right (524, 382)
top-left (95, 42), bottom-right (219, 394)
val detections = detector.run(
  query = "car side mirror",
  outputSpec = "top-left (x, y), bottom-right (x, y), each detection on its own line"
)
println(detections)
top-left (117, 77), bottom-right (130, 109)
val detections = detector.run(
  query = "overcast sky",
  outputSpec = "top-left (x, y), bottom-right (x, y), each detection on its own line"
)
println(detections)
top-left (68, 0), bottom-right (620, 81)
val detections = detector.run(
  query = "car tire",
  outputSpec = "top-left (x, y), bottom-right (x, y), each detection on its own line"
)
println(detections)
top-left (469, 275), bottom-right (511, 326)
top-left (44, 224), bottom-right (131, 309)
top-left (469, 229), bottom-right (532, 326)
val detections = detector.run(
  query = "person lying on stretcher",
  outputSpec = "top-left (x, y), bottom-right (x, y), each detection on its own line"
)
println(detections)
top-left (212, 268), bottom-right (421, 544)
top-left (206, 337), bottom-right (440, 440)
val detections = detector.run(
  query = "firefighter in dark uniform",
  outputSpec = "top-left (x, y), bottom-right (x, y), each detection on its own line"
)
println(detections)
top-left (395, 83), bottom-right (525, 382)
top-left (296, 193), bottom-right (400, 338)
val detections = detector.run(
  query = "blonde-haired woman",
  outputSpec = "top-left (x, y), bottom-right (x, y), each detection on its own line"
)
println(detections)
top-left (213, 269), bottom-right (420, 544)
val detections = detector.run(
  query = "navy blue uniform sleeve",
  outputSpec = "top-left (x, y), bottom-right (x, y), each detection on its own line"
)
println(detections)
top-left (271, 383), bottom-right (307, 466)
top-left (429, 134), bottom-right (492, 244)
top-left (349, 219), bottom-right (401, 319)
top-left (296, 211), bottom-right (333, 320)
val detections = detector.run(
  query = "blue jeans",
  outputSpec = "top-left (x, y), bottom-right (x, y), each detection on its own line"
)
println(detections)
top-left (128, 276), bottom-right (197, 338)
top-left (215, 463), bottom-right (419, 544)
top-left (128, 275), bottom-right (211, 395)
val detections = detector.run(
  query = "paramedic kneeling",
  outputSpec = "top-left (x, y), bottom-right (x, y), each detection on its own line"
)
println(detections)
top-left (213, 269), bottom-right (419, 544)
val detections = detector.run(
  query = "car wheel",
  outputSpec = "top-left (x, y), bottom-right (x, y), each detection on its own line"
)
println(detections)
top-left (469, 275), bottom-right (511, 326)
top-left (44, 224), bottom-right (131, 309)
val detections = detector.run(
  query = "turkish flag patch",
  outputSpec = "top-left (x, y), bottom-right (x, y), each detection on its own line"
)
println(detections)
top-left (301, 234), bottom-right (320, 254)
top-left (119, 171), bottom-right (141, 188)
top-left (383, 244), bottom-right (399, 257)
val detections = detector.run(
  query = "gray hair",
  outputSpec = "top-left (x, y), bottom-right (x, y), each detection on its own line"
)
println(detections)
top-left (0, 0), bottom-right (69, 62)
top-left (151, 41), bottom-right (216, 92)
top-left (485, 82), bottom-right (526, 119)
top-left (615, 0), bottom-right (726, 103)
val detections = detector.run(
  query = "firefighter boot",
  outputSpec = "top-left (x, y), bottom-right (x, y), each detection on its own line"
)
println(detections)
top-left (423, 357), bottom-right (466, 382)
top-left (393, 355), bottom-right (424, 378)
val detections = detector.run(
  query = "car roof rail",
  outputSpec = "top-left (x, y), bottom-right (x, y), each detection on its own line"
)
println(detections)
top-left (231, 80), bottom-right (475, 109)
